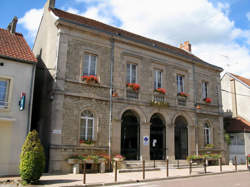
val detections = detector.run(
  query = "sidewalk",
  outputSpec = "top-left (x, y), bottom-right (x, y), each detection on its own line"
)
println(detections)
top-left (0, 164), bottom-right (249, 186)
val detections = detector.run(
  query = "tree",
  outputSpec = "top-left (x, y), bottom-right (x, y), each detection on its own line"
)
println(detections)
top-left (19, 130), bottom-right (45, 184)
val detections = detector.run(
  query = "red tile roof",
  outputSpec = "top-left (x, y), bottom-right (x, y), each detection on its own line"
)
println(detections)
top-left (0, 28), bottom-right (37, 63)
top-left (225, 117), bottom-right (250, 133)
top-left (230, 73), bottom-right (250, 87)
top-left (51, 8), bottom-right (222, 71)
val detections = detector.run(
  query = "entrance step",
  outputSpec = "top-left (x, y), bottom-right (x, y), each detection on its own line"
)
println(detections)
top-left (119, 168), bottom-right (160, 173)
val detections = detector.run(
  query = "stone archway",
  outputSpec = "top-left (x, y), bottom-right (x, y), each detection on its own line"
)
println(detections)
top-left (150, 113), bottom-right (166, 160)
top-left (174, 116), bottom-right (188, 160)
top-left (121, 110), bottom-right (140, 160)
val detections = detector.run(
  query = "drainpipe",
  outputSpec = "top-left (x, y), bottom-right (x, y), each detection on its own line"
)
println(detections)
top-left (26, 63), bottom-right (36, 135)
top-left (192, 63), bottom-right (198, 155)
top-left (108, 37), bottom-right (115, 170)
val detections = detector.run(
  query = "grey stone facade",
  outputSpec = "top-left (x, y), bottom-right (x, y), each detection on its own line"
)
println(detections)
top-left (32, 0), bottom-right (224, 173)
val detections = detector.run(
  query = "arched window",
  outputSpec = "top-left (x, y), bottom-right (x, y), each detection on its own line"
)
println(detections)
top-left (80, 110), bottom-right (94, 141)
top-left (204, 123), bottom-right (211, 145)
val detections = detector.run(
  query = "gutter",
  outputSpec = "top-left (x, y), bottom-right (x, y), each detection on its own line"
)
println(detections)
top-left (0, 54), bottom-right (37, 65)
top-left (55, 18), bottom-right (223, 72)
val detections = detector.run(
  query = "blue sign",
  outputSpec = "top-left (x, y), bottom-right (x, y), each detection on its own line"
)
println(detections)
top-left (19, 92), bottom-right (26, 111)
top-left (143, 136), bottom-right (149, 145)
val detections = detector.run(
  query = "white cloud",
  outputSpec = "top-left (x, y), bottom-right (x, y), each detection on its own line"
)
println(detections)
top-left (19, 8), bottom-right (43, 41)
top-left (247, 12), bottom-right (250, 21)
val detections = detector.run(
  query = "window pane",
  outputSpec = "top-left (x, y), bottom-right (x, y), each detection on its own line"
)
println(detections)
top-left (154, 71), bottom-right (157, 89)
top-left (158, 71), bottom-right (162, 88)
top-left (132, 64), bottom-right (136, 83)
top-left (126, 64), bottom-right (130, 83)
top-left (83, 54), bottom-right (89, 75)
top-left (90, 55), bottom-right (96, 75)
top-left (82, 110), bottom-right (93, 117)
top-left (87, 119), bottom-right (94, 140)
top-left (0, 80), bottom-right (8, 107)
top-left (80, 119), bottom-right (86, 140)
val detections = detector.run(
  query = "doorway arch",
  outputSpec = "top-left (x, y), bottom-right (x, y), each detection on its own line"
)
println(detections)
top-left (174, 116), bottom-right (188, 160)
top-left (121, 110), bottom-right (140, 160)
top-left (150, 113), bottom-right (166, 160)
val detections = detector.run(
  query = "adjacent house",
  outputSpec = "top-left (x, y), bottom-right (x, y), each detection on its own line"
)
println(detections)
top-left (0, 17), bottom-right (37, 175)
top-left (32, 0), bottom-right (224, 173)
top-left (221, 72), bottom-right (250, 164)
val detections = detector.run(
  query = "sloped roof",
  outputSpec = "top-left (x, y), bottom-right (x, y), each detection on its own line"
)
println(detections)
top-left (0, 28), bottom-right (37, 63)
top-left (51, 8), bottom-right (222, 71)
top-left (230, 73), bottom-right (250, 87)
top-left (225, 117), bottom-right (250, 133)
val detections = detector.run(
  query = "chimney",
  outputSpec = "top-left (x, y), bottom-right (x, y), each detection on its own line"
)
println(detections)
top-left (7, 16), bottom-right (18, 34)
top-left (180, 41), bottom-right (191, 52)
top-left (48, 0), bottom-right (55, 8)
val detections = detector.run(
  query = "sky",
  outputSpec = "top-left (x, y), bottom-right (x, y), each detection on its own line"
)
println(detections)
top-left (1, 0), bottom-right (250, 78)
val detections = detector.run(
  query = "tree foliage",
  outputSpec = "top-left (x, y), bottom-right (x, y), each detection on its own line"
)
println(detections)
top-left (19, 130), bottom-right (45, 184)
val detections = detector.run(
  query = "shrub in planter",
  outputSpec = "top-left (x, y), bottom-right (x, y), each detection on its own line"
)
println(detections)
top-left (19, 130), bottom-right (45, 184)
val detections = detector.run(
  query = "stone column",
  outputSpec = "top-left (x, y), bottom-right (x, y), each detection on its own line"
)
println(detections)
top-left (111, 119), bottom-right (122, 155)
top-left (166, 123), bottom-right (175, 160)
top-left (140, 122), bottom-right (150, 160)
top-left (188, 124), bottom-right (196, 155)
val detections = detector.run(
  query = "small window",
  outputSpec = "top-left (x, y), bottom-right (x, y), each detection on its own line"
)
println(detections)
top-left (127, 64), bottom-right (137, 83)
top-left (202, 82), bottom-right (208, 99)
top-left (177, 75), bottom-right (184, 93)
top-left (0, 79), bottom-right (10, 108)
top-left (154, 70), bottom-right (162, 89)
top-left (83, 53), bottom-right (97, 76)
top-left (80, 110), bottom-right (94, 141)
top-left (204, 123), bottom-right (211, 145)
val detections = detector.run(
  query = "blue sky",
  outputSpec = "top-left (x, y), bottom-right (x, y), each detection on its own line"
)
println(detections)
top-left (1, 0), bottom-right (250, 77)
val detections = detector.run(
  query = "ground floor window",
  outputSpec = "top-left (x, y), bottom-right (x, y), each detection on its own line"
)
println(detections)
top-left (80, 110), bottom-right (94, 140)
top-left (204, 123), bottom-right (211, 145)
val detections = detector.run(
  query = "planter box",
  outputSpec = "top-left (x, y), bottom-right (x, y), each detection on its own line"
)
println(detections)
top-left (177, 95), bottom-right (187, 106)
top-left (68, 159), bottom-right (80, 164)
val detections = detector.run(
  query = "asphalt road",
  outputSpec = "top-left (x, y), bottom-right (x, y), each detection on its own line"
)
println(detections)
top-left (107, 172), bottom-right (250, 187)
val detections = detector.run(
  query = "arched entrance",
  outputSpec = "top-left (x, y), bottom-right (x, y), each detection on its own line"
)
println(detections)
top-left (121, 110), bottom-right (140, 160)
top-left (150, 114), bottom-right (166, 160)
top-left (174, 116), bottom-right (188, 160)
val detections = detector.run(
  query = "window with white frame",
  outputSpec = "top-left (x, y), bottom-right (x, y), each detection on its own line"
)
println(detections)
top-left (0, 79), bottom-right (10, 108)
top-left (80, 110), bottom-right (94, 141)
top-left (177, 75), bottom-right (184, 93)
top-left (154, 70), bottom-right (162, 89)
top-left (83, 53), bottom-right (97, 76)
top-left (126, 63), bottom-right (137, 83)
top-left (202, 81), bottom-right (208, 99)
top-left (204, 123), bottom-right (211, 145)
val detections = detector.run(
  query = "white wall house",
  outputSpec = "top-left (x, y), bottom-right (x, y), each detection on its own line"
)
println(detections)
top-left (221, 72), bottom-right (250, 164)
top-left (0, 17), bottom-right (37, 176)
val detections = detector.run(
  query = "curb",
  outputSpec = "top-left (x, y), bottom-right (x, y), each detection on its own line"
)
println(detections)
top-left (66, 169), bottom-right (249, 187)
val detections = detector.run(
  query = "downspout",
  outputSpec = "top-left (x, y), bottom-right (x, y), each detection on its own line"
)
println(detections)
top-left (192, 63), bottom-right (198, 155)
top-left (109, 37), bottom-right (115, 170)
top-left (26, 63), bottom-right (36, 135)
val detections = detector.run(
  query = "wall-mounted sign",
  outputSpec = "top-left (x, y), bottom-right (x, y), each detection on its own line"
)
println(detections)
top-left (143, 136), bottom-right (149, 145)
top-left (19, 92), bottom-right (26, 111)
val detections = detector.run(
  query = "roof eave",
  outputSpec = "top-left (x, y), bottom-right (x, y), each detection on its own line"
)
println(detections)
top-left (0, 54), bottom-right (37, 64)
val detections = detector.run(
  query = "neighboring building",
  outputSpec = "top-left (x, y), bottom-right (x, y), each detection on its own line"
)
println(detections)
top-left (221, 72), bottom-right (250, 164)
top-left (33, 0), bottom-right (224, 173)
top-left (0, 17), bottom-right (37, 175)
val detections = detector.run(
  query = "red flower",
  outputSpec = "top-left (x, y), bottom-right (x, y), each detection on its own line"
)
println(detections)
top-left (81, 75), bottom-right (98, 83)
top-left (204, 97), bottom-right (212, 103)
top-left (178, 92), bottom-right (189, 97)
top-left (126, 83), bottom-right (140, 91)
top-left (156, 88), bottom-right (166, 94)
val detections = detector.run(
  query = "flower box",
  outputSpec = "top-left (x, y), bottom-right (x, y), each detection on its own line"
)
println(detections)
top-left (154, 88), bottom-right (166, 95)
top-left (126, 83), bottom-right (140, 92)
top-left (203, 97), bottom-right (212, 103)
top-left (177, 92), bottom-right (189, 97)
top-left (113, 154), bottom-right (125, 162)
top-left (79, 140), bottom-right (95, 146)
top-left (81, 75), bottom-right (99, 84)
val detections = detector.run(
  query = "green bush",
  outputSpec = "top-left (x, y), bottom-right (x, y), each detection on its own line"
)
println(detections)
top-left (19, 130), bottom-right (45, 184)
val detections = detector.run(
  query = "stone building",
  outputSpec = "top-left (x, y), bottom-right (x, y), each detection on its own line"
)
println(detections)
top-left (33, 0), bottom-right (224, 172)
top-left (0, 17), bottom-right (37, 175)
top-left (221, 73), bottom-right (250, 164)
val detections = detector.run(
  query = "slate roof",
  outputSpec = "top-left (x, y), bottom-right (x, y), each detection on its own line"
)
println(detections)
top-left (225, 117), bottom-right (250, 133)
top-left (0, 28), bottom-right (37, 63)
top-left (230, 73), bottom-right (250, 87)
top-left (51, 8), bottom-right (222, 71)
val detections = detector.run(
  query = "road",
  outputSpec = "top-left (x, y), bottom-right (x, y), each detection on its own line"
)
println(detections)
top-left (107, 172), bottom-right (250, 187)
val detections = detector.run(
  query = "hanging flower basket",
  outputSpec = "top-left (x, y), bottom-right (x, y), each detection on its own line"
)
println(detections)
top-left (81, 75), bottom-right (99, 83)
top-left (203, 97), bottom-right (212, 103)
top-left (126, 83), bottom-right (140, 92)
top-left (154, 88), bottom-right (166, 94)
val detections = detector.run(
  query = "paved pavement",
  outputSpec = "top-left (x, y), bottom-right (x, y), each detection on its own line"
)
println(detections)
top-left (0, 164), bottom-right (249, 186)
top-left (106, 172), bottom-right (250, 187)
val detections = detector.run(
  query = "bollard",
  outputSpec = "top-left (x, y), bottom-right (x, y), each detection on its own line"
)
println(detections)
top-left (177, 160), bottom-right (179, 169)
top-left (204, 158), bottom-right (207, 174)
top-left (234, 156), bottom-right (237, 172)
top-left (219, 157), bottom-right (222, 172)
top-left (115, 161), bottom-right (118, 182)
top-left (166, 159), bottom-right (169, 177)
top-left (189, 160), bottom-right (192, 175)
top-left (246, 156), bottom-right (249, 169)
top-left (142, 160), bottom-right (145, 180)
top-left (83, 161), bottom-right (86, 184)
top-left (154, 160), bottom-right (156, 168)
